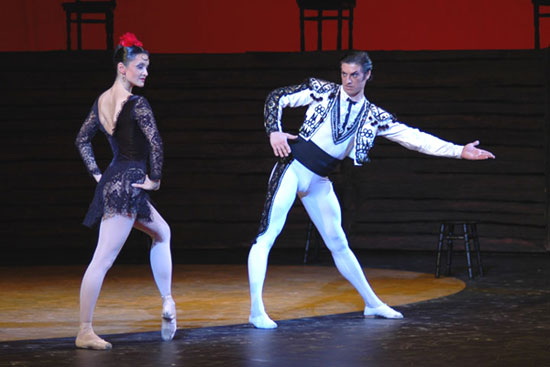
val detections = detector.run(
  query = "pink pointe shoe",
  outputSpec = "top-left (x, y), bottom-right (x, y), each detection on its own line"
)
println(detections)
top-left (161, 295), bottom-right (177, 341)
top-left (75, 325), bottom-right (112, 350)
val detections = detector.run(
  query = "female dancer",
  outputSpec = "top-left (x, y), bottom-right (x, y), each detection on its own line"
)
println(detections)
top-left (75, 32), bottom-right (175, 349)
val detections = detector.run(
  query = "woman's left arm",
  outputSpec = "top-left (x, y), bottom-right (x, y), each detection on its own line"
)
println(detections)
top-left (133, 96), bottom-right (164, 190)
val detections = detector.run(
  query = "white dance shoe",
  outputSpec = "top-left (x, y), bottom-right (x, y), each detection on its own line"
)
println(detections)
top-left (363, 303), bottom-right (404, 319)
top-left (249, 313), bottom-right (278, 329)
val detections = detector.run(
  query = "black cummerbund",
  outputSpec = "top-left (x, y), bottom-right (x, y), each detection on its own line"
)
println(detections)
top-left (290, 136), bottom-right (342, 177)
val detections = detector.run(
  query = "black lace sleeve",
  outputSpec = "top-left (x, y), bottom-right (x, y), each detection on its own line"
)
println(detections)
top-left (264, 82), bottom-right (310, 135)
top-left (134, 96), bottom-right (164, 181)
top-left (75, 100), bottom-right (101, 176)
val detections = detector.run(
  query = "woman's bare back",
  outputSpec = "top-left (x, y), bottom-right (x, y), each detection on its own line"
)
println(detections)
top-left (97, 88), bottom-right (132, 135)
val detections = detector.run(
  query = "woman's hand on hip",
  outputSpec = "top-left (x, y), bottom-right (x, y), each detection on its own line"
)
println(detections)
top-left (132, 175), bottom-right (161, 191)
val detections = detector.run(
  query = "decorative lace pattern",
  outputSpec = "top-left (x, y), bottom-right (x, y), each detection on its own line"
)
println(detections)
top-left (134, 96), bottom-right (164, 180)
top-left (308, 78), bottom-right (339, 94)
top-left (76, 95), bottom-right (163, 227)
top-left (354, 102), bottom-right (397, 164)
top-left (264, 82), bottom-right (309, 135)
top-left (75, 100), bottom-right (102, 176)
top-left (369, 103), bottom-right (396, 132)
top-left (256, 157), bottom-right (293, 237)
top-left (355, 125), bottom-right (375, 163)
top-left (102, 165), bottom-right (148, 219)
top-left (299, 79), bottom-right (339, 138)
top-left (330, 93), bottom-right (366, 144)
top-left (83, 161), bottom-right (151, 226)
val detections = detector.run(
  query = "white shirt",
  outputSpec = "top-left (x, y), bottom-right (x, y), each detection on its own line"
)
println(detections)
top-left (311, 87), bottom-right (366, 160)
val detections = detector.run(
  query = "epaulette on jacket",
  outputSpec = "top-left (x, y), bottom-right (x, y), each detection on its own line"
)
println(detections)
top-left (308, 78), bottom-right (339, 95)
top-left (367, 103), bottom-right (396, 131)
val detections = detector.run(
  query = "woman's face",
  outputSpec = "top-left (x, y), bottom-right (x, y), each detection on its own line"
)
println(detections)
top-left (121, 53), bottom-right (149, 88)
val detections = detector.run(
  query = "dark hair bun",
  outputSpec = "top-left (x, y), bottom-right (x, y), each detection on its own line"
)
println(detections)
top-left (113, 45), bottom-right (148, 68)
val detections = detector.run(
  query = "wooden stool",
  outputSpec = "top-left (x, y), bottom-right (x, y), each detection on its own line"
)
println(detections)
top-left (62, 0), bottom-right (117, 51)
top-left (297, 0), bottom-right (356, 51)
top-left (435, 221), bottom-right (484, 279)
top-left (533, 0), bottom-right (550, 49)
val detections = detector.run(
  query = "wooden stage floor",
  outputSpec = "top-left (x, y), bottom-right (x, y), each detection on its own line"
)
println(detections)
top-left (1, 251), bottom-right (549, 366)
top-left (0, 264), bottom-right (464, 342)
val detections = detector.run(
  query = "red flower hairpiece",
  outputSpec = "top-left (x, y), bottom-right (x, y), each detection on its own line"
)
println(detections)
top-left (119, 32), bottom-right (143, 48)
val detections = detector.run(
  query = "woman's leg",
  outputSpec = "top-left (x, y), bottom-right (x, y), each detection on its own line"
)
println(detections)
top-left (300, 179), bottom-right (403, 319)
top-left (133, 203), bottom-right (175, 341)
top-left (248, 162), bottom-right (299, 329)
top-left (134, 203), bottom-right (172, 297)
top-left (76, 215), bottom-right (135, 349)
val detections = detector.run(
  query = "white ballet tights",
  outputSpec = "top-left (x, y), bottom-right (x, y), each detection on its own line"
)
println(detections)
top-left (134, 206), bottom-right (172, 298)
top-left (79, 203), bottom-right (172, 336)
top-left (248, 160), bottom-right (386, 328)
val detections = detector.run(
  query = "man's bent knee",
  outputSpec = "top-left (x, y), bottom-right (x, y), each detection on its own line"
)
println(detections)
top-left (326, 238), bottom-right (350, 254)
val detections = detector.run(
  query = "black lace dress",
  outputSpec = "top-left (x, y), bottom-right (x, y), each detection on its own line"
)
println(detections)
top-left (75, 95), bottom-right (163, 228)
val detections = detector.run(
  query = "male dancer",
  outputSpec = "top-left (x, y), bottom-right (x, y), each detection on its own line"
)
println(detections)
top-left (248, 51), bottom-right (495, 329)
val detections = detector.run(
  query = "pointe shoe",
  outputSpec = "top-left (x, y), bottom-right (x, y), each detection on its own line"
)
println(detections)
top-left (249, 314), bottom-right (278, 329)
top-left (75, 329), bottom-right (112, 350)
top-left (161, 296), bottom-right (177, 341)
top-left (364, 303), bottom-right (404, 319)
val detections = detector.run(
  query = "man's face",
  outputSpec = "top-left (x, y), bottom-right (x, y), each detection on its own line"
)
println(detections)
top-left (340, 62), bottom-right (370, 99)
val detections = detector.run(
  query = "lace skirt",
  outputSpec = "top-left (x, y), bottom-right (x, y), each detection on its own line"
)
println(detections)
top-left (83, 160), bottom-right (152, 228)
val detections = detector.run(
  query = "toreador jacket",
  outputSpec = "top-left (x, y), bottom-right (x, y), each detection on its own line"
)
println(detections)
top-left (264, 78), bottom-right (463, 165)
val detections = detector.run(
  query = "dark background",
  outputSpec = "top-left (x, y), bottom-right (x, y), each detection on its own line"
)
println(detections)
top-left (2, 49), bottom-right (549, 265)
top-left (1, 2), bottom-right (549, 264)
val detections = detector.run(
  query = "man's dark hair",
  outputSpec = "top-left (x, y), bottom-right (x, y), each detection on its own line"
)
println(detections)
top-left (340, 51), bottom-right (373, 74)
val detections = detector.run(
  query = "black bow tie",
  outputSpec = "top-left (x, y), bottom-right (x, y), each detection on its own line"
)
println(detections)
top-left (343, 98), bottom-right (356, 124)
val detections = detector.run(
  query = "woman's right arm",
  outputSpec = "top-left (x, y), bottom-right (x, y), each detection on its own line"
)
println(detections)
top-left (75, 103), bottom-right (102, 181)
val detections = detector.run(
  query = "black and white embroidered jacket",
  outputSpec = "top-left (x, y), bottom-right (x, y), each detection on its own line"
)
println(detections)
top-left (264, 78), bottom-right (463, 165)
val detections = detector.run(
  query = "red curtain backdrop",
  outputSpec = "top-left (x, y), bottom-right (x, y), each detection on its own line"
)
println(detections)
top-left (1, 0), bottom-right (548, 52)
